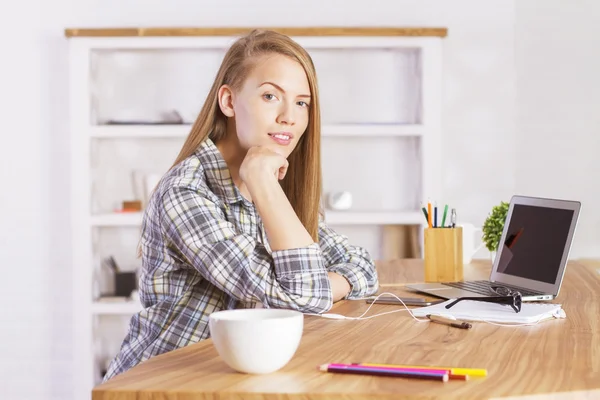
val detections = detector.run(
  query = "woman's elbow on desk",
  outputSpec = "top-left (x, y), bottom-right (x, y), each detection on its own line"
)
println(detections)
top-left (267, 272), bottom-right (334, 314)
top-left (276, 291), bottom-right (333, 314)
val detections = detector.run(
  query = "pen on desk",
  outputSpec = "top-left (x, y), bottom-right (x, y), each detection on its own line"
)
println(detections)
top-left (434, 203), bottom-right (438, 228)
top-left (441, 204), bottom-right (449, 228)
top-left (428, 314), bottom-right (472, 329)
top-left (319, 363), bottom-right (449, 382)
top-left (450, 208), bottom-right (457, 228)
top-left (427, 202), bottom-right (432, 228)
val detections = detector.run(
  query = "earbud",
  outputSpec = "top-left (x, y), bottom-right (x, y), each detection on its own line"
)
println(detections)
top-left (554, 309), bottom-right (567, 319)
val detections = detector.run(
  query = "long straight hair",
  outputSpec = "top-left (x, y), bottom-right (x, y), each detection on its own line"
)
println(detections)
top-left (171, 29), bottom-right (323, 241)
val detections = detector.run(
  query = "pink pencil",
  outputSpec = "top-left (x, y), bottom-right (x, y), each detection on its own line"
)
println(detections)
top-left (334, 363), bottom-right (448, 374)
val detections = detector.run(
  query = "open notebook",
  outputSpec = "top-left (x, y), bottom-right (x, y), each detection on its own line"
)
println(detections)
top-left (412, 300), bottom-right (565, 324)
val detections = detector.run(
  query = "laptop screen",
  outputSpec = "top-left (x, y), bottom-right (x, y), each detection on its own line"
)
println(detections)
top-left (495, 204), bottom-right (575, 284)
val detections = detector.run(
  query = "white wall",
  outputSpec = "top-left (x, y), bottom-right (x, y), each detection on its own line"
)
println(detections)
top-left (1, 1), bottom-right (596, 399)
top-left (0, 1), bottom-right (73, 399)
top-left (515, 0), bottom-right (600, 258)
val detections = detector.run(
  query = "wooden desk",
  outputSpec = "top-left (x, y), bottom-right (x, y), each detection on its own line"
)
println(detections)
top-left (93, 260), bottom-right (600, 400)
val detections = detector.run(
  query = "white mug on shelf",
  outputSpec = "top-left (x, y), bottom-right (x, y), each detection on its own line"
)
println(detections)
top-left (327, 191), bottom-right (353, 211)
top-left (459, 223), bottom-right (485, 264)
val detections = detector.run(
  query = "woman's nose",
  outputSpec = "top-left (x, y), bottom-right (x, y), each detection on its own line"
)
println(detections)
top-left (276, 102), bottom-right (296, 125)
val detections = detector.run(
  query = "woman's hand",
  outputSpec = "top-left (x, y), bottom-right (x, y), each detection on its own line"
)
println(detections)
top-left (237, 146), bottom-right (313, 252)
top-left (328, 272), bottom-right (351, 302)
top-left (239, 146), bottom-right (289, 185)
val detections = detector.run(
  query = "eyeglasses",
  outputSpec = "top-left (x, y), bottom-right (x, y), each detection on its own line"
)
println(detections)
top-left (490, 285), bottom-right (515, 296)
top-left (445, 291), bottom-right (523, 313)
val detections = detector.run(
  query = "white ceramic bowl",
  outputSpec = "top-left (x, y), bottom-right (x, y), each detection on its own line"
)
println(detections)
top-left (208, 308), bottom-right (304, 374)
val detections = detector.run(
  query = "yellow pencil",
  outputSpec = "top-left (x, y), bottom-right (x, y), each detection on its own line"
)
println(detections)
top-left (359, 363), bottom-right (487, 377)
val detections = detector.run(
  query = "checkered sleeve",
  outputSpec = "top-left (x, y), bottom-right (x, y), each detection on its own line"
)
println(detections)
top-left (318, 220), bottom-right (379, 299)
top-left (159, 185), bottom-right (333, 314)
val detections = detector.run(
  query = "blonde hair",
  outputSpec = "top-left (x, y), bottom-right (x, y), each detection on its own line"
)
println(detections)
top-left (172, 29), bottom-right (322, 241)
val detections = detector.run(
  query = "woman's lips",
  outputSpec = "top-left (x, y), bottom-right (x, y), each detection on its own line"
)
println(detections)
top-left (268, 132), bottom-right (293, 145)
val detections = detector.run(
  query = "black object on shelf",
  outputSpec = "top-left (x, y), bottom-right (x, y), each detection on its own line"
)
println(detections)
top-left (115, 271), bottom-right (137, 297)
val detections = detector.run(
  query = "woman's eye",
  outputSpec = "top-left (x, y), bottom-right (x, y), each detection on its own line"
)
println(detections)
top-left (297, 101), bottom-right (309, 108)
top-left (263, 94), bottom-right (276, 101)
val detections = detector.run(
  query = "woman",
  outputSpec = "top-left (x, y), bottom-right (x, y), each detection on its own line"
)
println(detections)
top-left (103, 29), bottom-right (379, 381)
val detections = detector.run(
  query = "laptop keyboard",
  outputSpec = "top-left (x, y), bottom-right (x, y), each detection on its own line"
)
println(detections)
top-left (442, 280), bottom-right (543, 297)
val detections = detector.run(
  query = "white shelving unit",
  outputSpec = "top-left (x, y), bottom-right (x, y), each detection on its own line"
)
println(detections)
top-left (89, 124), bottom-right (425, 138)
top-left (90, 210), bottom-right (424, 227)
top-left (67, 27), bottom-right (445, 399)
top-left (92, 301), bottom-right (143, 315)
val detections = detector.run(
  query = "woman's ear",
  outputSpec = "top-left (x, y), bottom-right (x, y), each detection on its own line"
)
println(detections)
top-left (218, 85), bottom-right (235, 117)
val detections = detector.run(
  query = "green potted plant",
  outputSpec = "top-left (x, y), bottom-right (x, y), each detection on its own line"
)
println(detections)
top-left (482, 201), bottom-right (510, 260)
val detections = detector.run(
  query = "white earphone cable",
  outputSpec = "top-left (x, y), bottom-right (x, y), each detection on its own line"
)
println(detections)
top-left (307, 292), bottom-right (430, 322)
top-left (306, 292), bottom-right (566, 327)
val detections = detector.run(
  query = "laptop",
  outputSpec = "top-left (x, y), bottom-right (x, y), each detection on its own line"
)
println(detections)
top-left (406, 195), bottom-right (581, 301)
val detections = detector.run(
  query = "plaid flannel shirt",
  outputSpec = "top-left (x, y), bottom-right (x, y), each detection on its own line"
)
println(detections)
top-left (103, 139), bottom-right (379, 381)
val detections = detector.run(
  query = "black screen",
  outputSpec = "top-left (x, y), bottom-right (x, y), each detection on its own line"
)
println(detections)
top-left (495, 204), bottom-right (574, 284)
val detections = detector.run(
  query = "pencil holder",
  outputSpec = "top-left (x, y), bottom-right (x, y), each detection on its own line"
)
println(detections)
top-left (424, 227), bottom-right (464, 283)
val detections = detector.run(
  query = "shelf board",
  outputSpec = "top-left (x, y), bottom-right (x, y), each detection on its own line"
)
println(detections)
top-left (65, 27), bottom-right (448, 38)
top-left (91, 212), bottom-right (143, 226)
top-left (323, 124), bottom-right (424, 137)
top-left (92, 301), bottom-right (142, 315)
top-left (90, 211), bottom-right (423, 227)
top-left (325, 211), bottom-right (424, 225)
top-left (89, 124), bottom-right (424, 139)
top-left (90, 125), bottom-right (190, 138)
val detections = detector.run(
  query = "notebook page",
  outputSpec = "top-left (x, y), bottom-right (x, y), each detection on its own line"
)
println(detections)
top-left (412, 300), bottom-right (564, 323)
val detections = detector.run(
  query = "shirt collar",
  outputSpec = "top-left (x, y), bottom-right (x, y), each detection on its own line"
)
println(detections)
top-left (195, 138), bottom-right (244, 204)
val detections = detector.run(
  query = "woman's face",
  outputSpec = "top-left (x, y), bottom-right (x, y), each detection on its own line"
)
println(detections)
top-left (220, 54), bottom-right (311, 158)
